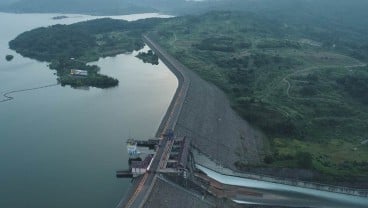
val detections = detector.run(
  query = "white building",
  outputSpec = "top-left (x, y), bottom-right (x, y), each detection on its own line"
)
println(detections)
top-left (70, 69), bottom-right (88, 76)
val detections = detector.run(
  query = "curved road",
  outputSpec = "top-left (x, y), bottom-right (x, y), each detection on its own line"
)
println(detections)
top-left (116, 35), bottom-right (190, 208)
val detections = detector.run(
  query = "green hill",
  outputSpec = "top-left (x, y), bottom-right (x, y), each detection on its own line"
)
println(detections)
top-left (9, 9), bottom-right (368, 184)
top-left (151, 11), bottom-right (368, 183)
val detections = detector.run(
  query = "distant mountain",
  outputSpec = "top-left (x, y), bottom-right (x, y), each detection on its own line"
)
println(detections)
top-left (1, 0), bottom-right (368, 32)
top-left (0, 0), bottom-right (212, 15)
top-left (0, 0), bottom-right (157, 15)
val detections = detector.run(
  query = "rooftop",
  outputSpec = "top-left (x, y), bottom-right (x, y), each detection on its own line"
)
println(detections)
top-left (131, 155), bottom-right (153, 169)
top-left (70, 69), bottom-right (88, 76)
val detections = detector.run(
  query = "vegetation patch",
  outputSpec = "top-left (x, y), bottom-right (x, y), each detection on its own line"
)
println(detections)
top-left (8, 11), bottom-right (368, 183)
top-left (337, 71), bottom-right (368, 104)
top-left (9, 18), bottom-right (165, 88)
top-left (256, 39), bottom-right (301, 49)
top-left (136, 50), bottom-right (159, 65)
top-left (267, 138), bottom-right (368, 179)
top-left (152, 11), bottom-right (368, 182)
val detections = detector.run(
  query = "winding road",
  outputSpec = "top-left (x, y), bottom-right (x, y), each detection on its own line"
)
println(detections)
top-left (283, 63), bottom-right (367, 100)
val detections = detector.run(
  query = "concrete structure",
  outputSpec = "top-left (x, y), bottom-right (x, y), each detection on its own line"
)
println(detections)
top-left (70, 69), bottom-right (87, 76)
top-left (158, 137), bottom-right (191, 173)
top-left (132, 155), bottom-right (153, 176)
top-left (116, 35), bottom-right (191, 208)
top-left (127, 139), bottom-right (140, 159)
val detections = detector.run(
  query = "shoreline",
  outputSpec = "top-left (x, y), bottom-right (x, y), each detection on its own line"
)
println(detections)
top-left (142, 36), bottom-right (190, 137)
top-left (115, 35), bottom-right (191, 208)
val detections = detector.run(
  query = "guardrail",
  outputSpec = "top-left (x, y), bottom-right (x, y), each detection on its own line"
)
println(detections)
top-left (193, 146), bottom-right (368, 198)
top-left (142, 34), bottom-right (190, 137)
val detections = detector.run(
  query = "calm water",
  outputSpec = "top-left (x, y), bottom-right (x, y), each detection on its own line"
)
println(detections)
top-left (0, 13), bottom-right (177, 208)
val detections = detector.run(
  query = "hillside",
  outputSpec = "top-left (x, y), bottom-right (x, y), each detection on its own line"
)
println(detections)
top-left (9, 9), bottom-right (368, 185)
top-left (152, 11), bottom-right (368, 184)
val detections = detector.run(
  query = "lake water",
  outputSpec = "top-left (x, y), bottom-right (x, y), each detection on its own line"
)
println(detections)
top-left (0, 13), bottom-right (177, 208)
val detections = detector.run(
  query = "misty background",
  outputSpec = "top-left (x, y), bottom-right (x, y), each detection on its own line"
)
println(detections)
top-left (1, 0), bottom-right (368, 32)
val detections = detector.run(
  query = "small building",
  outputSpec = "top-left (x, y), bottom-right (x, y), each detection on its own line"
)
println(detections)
top-left (127, 139), bottom-right (140, 159)
top-left (70, 69), bottom-right (88, 76)
top-left (164, 137), bottom-right (191, 171)
top-left (131, 155), bottom-right (153, 176)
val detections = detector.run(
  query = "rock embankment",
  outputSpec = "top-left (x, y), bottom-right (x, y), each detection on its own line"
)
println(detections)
top-left (144, 34), bottom-right (264, 169)
top-left (174, 67), bottom-right (264, 168)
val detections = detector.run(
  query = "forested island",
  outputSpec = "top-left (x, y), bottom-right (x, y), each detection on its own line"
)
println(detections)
top-left (9, 10), bottom-right (368, 185)
top-left (136, 50), bottom-right (159, 65)
top-left (151, 11), bottom-right (368, 184)
top-left (9, 18), bottom-right (164, 88)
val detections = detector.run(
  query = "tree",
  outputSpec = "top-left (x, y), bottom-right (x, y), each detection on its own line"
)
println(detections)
top-left (5, 55), bottom-right (14, 61)
top-left (296, 151), bottom-right (313, 169)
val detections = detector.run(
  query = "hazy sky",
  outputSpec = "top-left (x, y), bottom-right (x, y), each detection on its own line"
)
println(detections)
top-left (1, 0), bottom-right (368, 19)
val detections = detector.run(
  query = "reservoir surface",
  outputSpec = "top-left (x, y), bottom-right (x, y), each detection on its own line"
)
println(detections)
top-left (0, 12), bottom-right (177, 208)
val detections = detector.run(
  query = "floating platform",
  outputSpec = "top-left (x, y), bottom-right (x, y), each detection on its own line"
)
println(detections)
top-left (128, 157), bottom-right (142, 165)
top-left (127, 138), bottom-right (160, 150)
top-left (116, 170), bottom-right (133, 178)
top-left (136, 139), bottom-right (160, 148)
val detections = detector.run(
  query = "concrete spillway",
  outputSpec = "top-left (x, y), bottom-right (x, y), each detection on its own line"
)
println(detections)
top-left (197, 165), bottom-right (368, 208)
